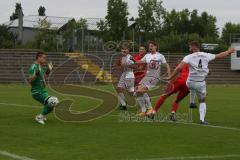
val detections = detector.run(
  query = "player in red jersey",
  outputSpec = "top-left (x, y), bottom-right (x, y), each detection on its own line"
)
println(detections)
top-left (151, 62), bottom-right (196, 121)
top-left (133, 45), bottom-right (147, 85)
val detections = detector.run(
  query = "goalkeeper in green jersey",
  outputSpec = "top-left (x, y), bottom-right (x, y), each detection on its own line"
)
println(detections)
top-left (28, 52), bottom-right (58, 125)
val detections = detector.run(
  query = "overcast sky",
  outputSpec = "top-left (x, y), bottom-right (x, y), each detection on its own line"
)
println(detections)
top-left (0, 0), bottom-right (239, 32)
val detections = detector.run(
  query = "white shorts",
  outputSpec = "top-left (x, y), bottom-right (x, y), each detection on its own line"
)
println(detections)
top-left (117, 75), bottom-right (134, 92)
top-left (139, 76), bottom-right (159, 90)
top-left (186, 80), bottom-right (206, 101)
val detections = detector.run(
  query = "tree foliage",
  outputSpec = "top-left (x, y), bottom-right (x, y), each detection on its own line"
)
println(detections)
top-left (10, 3), bottom-right (23, 21)
top-left (38, 6), bottom-right (46, 16)
top-left (222, 22), bottom-right (240, 44)
top-left (25, 19), bottom-right (57, 51)
top-left (136, 0), bottom-right (166, 33)
top-left (162, 9), bottom-right (218, 38)
top-left (97, 0), bottom-right (129, 41)
top-left (0, 25), bottom-right (16, 48)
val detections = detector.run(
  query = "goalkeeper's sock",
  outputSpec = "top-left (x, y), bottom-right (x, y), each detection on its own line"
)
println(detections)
top-left (154, 96), bottom-right (166, 112)
top-left (137, 96), bottom-right (146, 112)
top-left (143, 93), bottom-right (152, 109)
top-left (117, 92), bottom-right (127, 106)
top-left (42, 105), bottom-right (53, 116)
top-left (199, 102), bottom-right (207, 121)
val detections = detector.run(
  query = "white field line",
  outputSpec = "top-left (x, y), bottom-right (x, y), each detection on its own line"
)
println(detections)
top-left (0, 102), bottom-right (41, 108)
top-left (0, 150), bottom-right (35, 160)
top-left (175, 121), bottom-right (240, 132)
top-left (0, 102), bottom-right (240, 132)
top-left (136, 154), bottom-right (240, 160)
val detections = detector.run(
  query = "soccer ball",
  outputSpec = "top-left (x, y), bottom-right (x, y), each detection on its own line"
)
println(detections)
top-left (47, 96), bottom-right (59, 108)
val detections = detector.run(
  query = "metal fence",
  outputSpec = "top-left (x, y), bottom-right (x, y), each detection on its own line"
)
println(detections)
top-left (0, 50), bottom-right (239, 84)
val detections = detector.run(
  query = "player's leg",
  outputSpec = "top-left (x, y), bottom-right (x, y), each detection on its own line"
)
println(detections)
top-left (117, 87), bottom-right (127, 110)
top-left (143, 92), bottom-right (152, 110)
top-left (196, 84), bottom-right (207, 124)
top-left (32, 90), bottom-right (52, 124)
top-left (153, 91), bottom-right (174, 114)
top-left (141, 77), bottom-right (160, 115)
top-left (172, 85), bottom-right (189, 113)
top-left (117, 76), bottom-right (127, 110)
top-left (189, 81), bottom-right (207, 124)
top-left (126, 78), bottom-right (135, 96)
top-left (135, 84), bottom-right (148, 117)
top-left (189, 90), bottom-right (197, 108)
top-left (154, 81), bottom-right (178, 114)
top-left (170, 86), bottom-right (189, 121)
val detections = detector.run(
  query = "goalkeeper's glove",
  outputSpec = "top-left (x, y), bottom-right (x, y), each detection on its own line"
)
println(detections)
top-left (46, 62), bottom-right (53, 75)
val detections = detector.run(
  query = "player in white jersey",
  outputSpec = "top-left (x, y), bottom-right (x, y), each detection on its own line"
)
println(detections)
top-left (135, 41), bottom-right (171, 117)
top-left (115, 46), bottom-right (135, 110)
top-left (166, 41), bottom-right (235, 124)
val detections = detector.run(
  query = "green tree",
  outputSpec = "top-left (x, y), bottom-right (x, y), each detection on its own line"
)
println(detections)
top-left (162, 9), bottom-right (218, 38)
top-left (76, 18), bottom-right (88, 29)
top-left (38, 6), bottom-right (46, 16)
top-left (26, 19), bottom-right (57, 51)
top-left (10, 3), bottom-right (23, 20)
top-left (97, 0), bottom-right (129, 41)
top-left (200, 12), bottom-right (218, 38)
top-left (136, 0), bottom-right (166, 33)
top-left (222, 22), bottom-right (240, 44)
top-left (0, 25), bottom-right (16, 48)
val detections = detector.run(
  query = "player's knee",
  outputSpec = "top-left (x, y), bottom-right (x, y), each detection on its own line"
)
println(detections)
top-left (198, 97), bottom-right (206, 103)
top-left (116, 87), bottom-right (123, 93)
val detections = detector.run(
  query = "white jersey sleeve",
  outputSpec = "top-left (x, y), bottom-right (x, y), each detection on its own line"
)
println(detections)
top-left (140, 55), bottom-right (147, 63)
top-left (182, 55), bottom-right (191, 64)
top-left (206, 53), bottom-right (216, 62)
top-left (127, 55), bottom-right (135, 65)
top-left (160, 54), bottom-right (167, 64)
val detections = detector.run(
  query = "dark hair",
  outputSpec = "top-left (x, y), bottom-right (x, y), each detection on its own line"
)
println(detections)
top-left (121, 45), bottom-right (131, 51)
top-left (36, 52), bottom-right (45, 60)
top-left (189, 41), bottom-right (200, 48)
top-left (139, 45), bottom-right (146, 49)
top-left (148, 41), bottom-right (157, 46)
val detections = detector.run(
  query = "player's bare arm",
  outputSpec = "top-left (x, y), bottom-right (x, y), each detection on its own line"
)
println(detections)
top-left (162, 63), bottom-right (171, 77)
top-left (166, 61), bottom-right (186, 80)
top-left (215, 48), bottom-right (235, 59)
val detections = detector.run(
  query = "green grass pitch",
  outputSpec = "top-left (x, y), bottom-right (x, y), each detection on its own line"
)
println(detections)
top-left (0, 84), bottom-right (240, 160)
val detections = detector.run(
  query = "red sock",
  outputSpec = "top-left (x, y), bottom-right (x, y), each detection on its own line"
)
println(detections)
top-left (172, 101), bottom-right (179, 113)
top-left (154, 96), bottom-right (166, 112)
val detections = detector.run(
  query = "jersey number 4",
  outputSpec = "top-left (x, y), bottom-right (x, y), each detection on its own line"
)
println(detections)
top-left (198, 59), bottom-right (203, 69)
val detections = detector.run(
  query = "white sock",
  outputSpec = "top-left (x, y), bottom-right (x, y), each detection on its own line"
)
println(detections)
top-left (137, 96), bottom-right (146, 112)
top-left (118, 92), bottom-right (126, 106)
top-left (190, 90), bottom-right (196, 104)
top-left (199, 102), bottom-right (207, 121)
top-left (143, 93), bottom-right (152, 109)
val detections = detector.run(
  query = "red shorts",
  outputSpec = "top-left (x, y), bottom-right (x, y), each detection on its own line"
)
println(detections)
top-left (134, 73), bottom-right (145, 85)
top-left (169, 79), bottom-right (189, 94)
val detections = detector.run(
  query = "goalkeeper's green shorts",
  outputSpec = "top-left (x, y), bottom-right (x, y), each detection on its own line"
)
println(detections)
top-left (32, 90), bottom-right (50, 106)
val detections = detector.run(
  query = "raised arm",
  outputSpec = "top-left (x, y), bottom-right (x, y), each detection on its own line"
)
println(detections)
top-left (167, 61), bottom-right (186, 80)
top-left (215, 48), bottom-right (235, 59)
